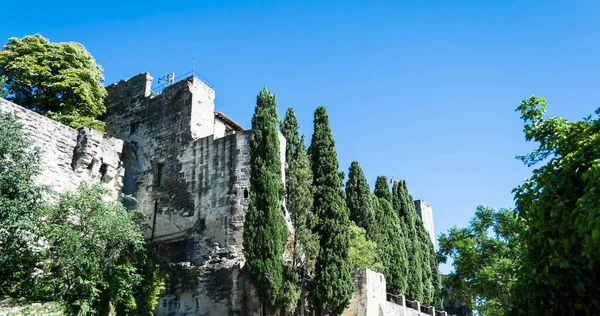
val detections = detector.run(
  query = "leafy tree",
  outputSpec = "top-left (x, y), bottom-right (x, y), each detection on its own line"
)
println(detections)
top-left (438, 206), bottom-right (522, 316)
top-left (0, 111), bottom-right (46, 297)
top-left (39, 184), bottom-right (150, 314)
top-left (392, 180), bottom-right (424, 301)
top-left (308, 106), bottom-right (354, 316)
top-left (280, 108), bottom-right (318, 315)
top-left (0, 34), bottom-right (106, 131)
top-left (370, 176), bottom-right (408, 295)
top-left (0, 111), bottom-right (163, 314)
top-left (243, 87), bottom-right (287, 314)
top-left (345, 161), bottom-right (374, 232)
top-left (348, 221), bottom-right (382, 272)
top-left (510, 96), bottom-right (600, 315)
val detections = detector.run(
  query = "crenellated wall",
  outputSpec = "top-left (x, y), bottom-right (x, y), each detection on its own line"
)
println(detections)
top-left (0, 98), bottom-right (124, 197)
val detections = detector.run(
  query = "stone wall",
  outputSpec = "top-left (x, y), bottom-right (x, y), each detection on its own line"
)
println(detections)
top-left (343, 268), bottom-right (453, 316)
top-left (415, 200), bottom-right (436, 248)
top-left (0, 99), bottom-right (124, 197)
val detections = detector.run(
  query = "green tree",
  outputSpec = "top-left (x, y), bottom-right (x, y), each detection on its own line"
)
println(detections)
top-left (40, 184), bottom-right (152, 314)
top-left (0, 111), bottom-right (46, 297)
top-left (417, 220), bottom-right (434, 305)
top-left (308, 106), bottom-right (354, 316)
top-left (345, 161), bottom-right (374, 232)
top-left (243, 87), bottom-right (287, 314)
top-left (280, 108), bottom-right (318, 315)
top-left (510, 96), bottom-right (600, 315)
top-left (438, 206), bottom-right (523, 316)
top-left (0, 34), bottom-right (106, 131)
top-left (348, 221), bottom-right (382, 272)
top-left (0, 112), bottom-right (163, 315)
top-left (370, 176), bottom-right (408, 295)
top-left (392, 180), bottom-right (423, 301)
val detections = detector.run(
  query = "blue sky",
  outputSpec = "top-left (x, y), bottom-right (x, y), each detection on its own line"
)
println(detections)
top-left (3, 1), bottom-right (600, 273)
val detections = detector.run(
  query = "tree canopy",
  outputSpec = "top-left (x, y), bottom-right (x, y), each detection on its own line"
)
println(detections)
top-left (309, 106), bottom-right (354, 316)
top-left (345, 161), bottom-right (374, 233)
top-left (0, 34), bottom-right (106, 131)
top-left (510, 96), bottom-right (600, 315)
top-left (280, 107), bottom-right (318, 315)
top-left (438, 206), bottom-right (522, 316)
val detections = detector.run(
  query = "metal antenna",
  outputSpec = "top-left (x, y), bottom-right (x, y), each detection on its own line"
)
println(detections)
top-left (192, 57), bottom-right (195, 75)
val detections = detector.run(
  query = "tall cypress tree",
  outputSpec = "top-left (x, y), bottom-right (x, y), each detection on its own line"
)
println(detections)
top-left (371, 176), bottom-right (408, 294)
top-left (280, 108), bottom-right (318, 315)
top-left (243, 87), bottom-right (287, 314)
top-left (392, 180), bottom-right (424, 301)
top-left (345, 161), bottom-right (374, 233)
top-left (308, 106), bottom-right (354, 316)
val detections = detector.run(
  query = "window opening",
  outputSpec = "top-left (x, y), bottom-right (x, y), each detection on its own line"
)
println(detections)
top-left (156, 163), bottom-right (164, 187)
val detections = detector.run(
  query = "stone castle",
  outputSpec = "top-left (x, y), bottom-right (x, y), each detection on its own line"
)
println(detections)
top-left (0, 72), bottom-right (438, 316)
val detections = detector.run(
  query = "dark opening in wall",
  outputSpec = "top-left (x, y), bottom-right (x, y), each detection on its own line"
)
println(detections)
top-left (129, 122), bottom-right (137, 135)
top-left (156, 162), bottom-right (164, 187)
top-left (99, 163), bottom-right (108, 182)
top-left (244, 188), bottom-right (249, 199)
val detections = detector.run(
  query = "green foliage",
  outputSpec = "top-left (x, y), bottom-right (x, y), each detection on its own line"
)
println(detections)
top-left (348, 221), bottom-right (382, 272)
top-left (0, 75), bottom-right (6, 98)
top-left (345, 161), bottom-right (374, 232)
top-left (243, 87), bottom-right (287, 312)
top-left (281, 108), bottom-right (318, 314)
top-left (0, 112), bottom-right (46, 297)
top-left (308, 106), bottom-right (354, 316)
top-left (438, 206), bottom-right (522, 316)
top-left (391, 180), bottom-right (423, 301)
top-left (0, 112), bottom-right (164, 315)
top-left (370, 178), bottom-right (408, 295)
top-left (510, 96), bottom-right (600, 315)
top-left (0, 34), bottom-right (106, 131)
top-left (39, 184), bottom-right (147, 314)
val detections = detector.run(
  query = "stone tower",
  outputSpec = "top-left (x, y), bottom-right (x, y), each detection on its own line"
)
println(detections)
top-left (414, 200), bottom-right (436, 248)
top-left (103, 73), bottom-right (288, 315)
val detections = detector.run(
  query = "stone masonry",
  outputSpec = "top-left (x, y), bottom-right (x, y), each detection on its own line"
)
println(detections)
top-left (0, 98), bottom-right (124, 197)
top-left (342, 268), bottom-right (452, 316)
top-left (415, 200), bottom-right (436, 248)
top-left (1, 71), bottom-right (440, 316)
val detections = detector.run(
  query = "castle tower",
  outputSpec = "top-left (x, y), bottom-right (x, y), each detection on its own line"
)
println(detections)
top-left (103, 72), bottom-right (288, 315)
top-left (414, 200), bottom-right (436, 248)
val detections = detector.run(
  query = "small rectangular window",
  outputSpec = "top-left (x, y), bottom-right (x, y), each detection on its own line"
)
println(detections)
top-left (156, 163), bottom-right (164, 187)
top-left (129, 122), bottom-right (137, 135)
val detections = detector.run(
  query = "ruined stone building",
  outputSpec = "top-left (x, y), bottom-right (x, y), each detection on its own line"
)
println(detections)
top-left (1, 71), bottom-right (439, 316)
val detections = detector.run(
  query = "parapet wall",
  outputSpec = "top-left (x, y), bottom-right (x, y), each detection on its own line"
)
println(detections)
top-left (343, 268), bottom-right (453, 316)
top-left (0, 99), bottom-right (124, 196)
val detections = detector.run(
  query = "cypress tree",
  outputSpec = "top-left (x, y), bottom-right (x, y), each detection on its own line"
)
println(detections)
top-left (418, 222), bottom-right (434, 304)
top-left (308, 106), bottom-right (354, 316)
top-left (392, 180), bottom-right (424, 301)
top-left (280, 108), bottom-right (318, 315)
top-left (370, 176), bottom-right (408, 295)
top-left (345, 161), bottom-right (374, 233)
top-left (243, 87), bottom-right (287, 314)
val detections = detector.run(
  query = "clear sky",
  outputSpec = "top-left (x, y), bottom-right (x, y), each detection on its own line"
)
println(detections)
top-left (3, 1), bottom-right (600, 273)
